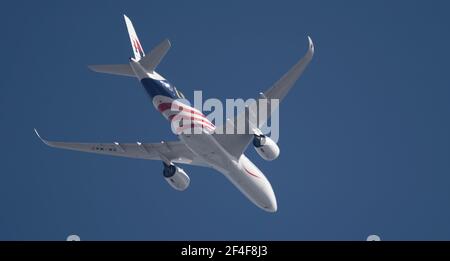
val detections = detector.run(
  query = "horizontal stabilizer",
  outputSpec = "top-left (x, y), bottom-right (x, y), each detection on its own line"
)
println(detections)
top-left (139, 39), bottom-right (171, 72)
top-left (88, 64), bottom-right (135, 77)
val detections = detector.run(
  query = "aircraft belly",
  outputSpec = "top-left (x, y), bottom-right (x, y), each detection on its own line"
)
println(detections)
top-left (179, 133), bottom-right (234, 171)
top-left (179, 133), bottom-right (277, 212)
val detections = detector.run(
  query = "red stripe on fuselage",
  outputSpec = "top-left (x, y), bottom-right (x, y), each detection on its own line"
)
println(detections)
top-left (158, 102), bottom-right (215, 129)
top-left (158, 103), bottom-right (205, 118)
top-left (243, 166), bottom-right (260, 179)
top-left (168, 114), bottom-right (215, 128)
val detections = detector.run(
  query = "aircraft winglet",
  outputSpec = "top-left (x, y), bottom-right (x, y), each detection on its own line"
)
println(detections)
top-left (307, 36), bottom-right (314, 55)
top-left (34, 128), bottom-right (51, 146)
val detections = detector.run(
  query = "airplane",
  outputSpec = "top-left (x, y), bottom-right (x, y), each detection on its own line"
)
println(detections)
top-left (35, 15), bottom-right (314, 212)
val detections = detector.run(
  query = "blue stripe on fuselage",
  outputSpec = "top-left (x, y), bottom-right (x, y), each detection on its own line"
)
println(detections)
top-left (141, 78), bottom-right (178, 99)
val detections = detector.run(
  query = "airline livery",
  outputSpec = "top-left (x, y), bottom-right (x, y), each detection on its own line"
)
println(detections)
top-left (35, 15), bottom-right (314, 212)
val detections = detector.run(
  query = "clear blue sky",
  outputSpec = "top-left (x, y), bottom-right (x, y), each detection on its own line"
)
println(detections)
top-left (1, 0), bottom-right (449, 240)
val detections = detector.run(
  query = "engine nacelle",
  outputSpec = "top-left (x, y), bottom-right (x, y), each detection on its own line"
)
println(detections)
top-left (163, 163), bottom-right (190, 191)
top-left (253, 135), bottom-right (280, 161)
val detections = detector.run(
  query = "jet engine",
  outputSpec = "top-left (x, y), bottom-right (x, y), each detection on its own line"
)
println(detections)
top-left (163, 163), bottom-right (190, 191)
top-left (253, 135), bottom-right (280, 161)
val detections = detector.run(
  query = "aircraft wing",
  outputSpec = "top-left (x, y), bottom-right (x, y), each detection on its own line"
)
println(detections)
top-left (34, 129), bottom-right (208, 167)
top-left (213, 37), bottom-right (314, 158)
top-left (260, 36), bottom-right (314, 110)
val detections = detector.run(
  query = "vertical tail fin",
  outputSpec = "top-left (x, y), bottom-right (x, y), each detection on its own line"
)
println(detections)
top-left (124, 14), bottom-right (145, 61)
top-left (88, 15), bottom-right (171, 77)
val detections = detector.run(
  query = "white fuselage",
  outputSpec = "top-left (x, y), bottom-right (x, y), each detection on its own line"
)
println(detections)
top-left (179, 132), bottom-right (277, 212)
top-left (129, 59), bottom-right (277, 212)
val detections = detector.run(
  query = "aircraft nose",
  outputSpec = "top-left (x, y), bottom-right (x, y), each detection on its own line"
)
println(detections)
top-left (261, 190), bottom-right (278, 213)
top-left (265, 196), bottom-right (278, 213)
